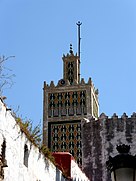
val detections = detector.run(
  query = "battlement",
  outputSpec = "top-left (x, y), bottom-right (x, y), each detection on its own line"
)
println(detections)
top-left (44, 77), bottom-right (98, 92)
top-left (99, 112), bottom-right (136, 120)
top-left (82, 112), bottom-right (136, 124)
top-left (62, 52), bottom-right (78, 59)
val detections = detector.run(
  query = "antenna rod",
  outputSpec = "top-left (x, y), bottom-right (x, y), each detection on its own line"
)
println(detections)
top-left (76, 21), bottom-right (82, 61)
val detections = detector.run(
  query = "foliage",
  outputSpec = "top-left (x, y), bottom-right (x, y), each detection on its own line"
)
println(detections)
top-left (16, 117), bottom-right (54, 162)
top-left (39, 144), bottom-right (55, 163)
top-left (0, 55), bottom-right (15, 95)
top-left (16, 117), bottom-right (42, 146)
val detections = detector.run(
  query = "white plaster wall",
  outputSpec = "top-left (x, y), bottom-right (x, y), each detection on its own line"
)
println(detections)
top-left (0, 100), bottom-right (89, 181)
top-left (71, 160), bottom-right (89, 181)
top-left (0, 100), bottom-right (61, 181)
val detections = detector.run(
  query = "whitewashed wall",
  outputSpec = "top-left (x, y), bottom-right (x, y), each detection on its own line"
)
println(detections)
top-left (0, 99), bottom-right (90, 181)
top-left (71, 159), bottom-right (89, 181)
top-left (0, 100), bottom-right (64, 181)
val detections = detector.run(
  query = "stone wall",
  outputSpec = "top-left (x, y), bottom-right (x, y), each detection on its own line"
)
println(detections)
top-left (82, 113), bottom-right (136, 181)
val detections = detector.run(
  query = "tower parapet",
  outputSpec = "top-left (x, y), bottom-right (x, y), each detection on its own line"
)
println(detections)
top-left (44, 77), bottom-right (98, 89)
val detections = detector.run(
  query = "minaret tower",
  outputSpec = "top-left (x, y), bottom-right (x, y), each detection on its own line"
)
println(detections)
top-left (43, 23), bottom-right (99, 166)
top-left (63, 44), bottom-right (80, 84)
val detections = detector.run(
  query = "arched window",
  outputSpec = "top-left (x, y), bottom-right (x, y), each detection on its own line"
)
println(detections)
top-left (24, 144), bottom-right (29, 167)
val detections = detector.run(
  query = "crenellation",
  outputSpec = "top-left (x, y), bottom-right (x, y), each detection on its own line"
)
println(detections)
top-left (99, 113), bottom-right (108, 120)
top-left (87, 77), bottom-right (92, 85)
top-left (92, 113), bottom-right (136, 121)
top-left (50, 81), bottom-right (55, 87)
top-left (93, 86), bottom-right (97, 94)
top-left (43, 81), bottom-right (50, 89)
top-left (95, 89), bottom-right (99, 96)
top-left (45, 80), bottom-right (96, 89)
top-left (111, 113), bottom-right (118, 119)
top-left (63, 53), bottom-right (78, 59)
top-left (121, 112), bottom-right (128, 119)
top-left (44, 81), bottom-right (47, 87)
top-left (131, 112), bottom-right (136, 118)
top-left (80, 78), bottom-right (85, 85)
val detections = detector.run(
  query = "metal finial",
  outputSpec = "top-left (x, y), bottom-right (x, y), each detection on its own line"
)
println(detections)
top-left (76, 21), bottom-right (82, 60)
top-left (76, 21), bottom-right (82, 26)
top-left (69, 44), bottom-right (73, 54)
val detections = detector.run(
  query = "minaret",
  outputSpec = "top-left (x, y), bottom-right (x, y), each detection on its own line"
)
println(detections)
top-left (43, 23), bottom-right (99, 167)
top-left (63, 44), bottom-right (80, 84)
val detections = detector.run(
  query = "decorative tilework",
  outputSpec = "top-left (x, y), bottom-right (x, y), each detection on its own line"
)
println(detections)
top-left (48, 121), bottom-right (82, 166)
top-left (66, 61), bottom-right (74, 84)
top-left (48, 91), bottom-right (87, 118)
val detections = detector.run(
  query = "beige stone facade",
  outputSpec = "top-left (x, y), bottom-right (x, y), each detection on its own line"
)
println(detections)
top-left (43, 48), bottom-right (99, 166)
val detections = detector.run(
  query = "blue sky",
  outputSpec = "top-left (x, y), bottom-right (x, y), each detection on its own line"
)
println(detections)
top-left (0, 0), bottom-right (136, 126)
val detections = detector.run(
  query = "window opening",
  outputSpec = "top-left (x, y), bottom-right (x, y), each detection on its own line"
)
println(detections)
top-left (1, 140), bottom-right (6, 164)
top-left (24, 144), bottom-right (29, 167)
top-left (0, 140), bottom-right (7, 179)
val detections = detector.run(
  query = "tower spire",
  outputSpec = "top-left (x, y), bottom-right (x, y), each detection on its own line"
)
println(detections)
top-left (76, 21), bottom-right (82, 61)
